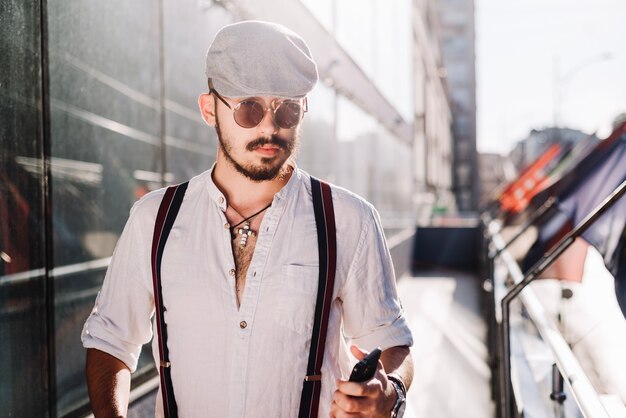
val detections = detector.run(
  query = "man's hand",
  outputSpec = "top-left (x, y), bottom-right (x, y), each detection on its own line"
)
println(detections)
top-left (330, 345), bottom-right (397, 418)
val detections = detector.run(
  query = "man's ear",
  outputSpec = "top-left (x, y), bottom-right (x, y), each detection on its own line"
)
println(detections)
top-left (198, 93), bottom-right (216, 126)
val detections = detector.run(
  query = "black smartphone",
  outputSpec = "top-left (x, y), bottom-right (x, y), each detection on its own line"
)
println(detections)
top-left (348, 348), bottom-right (382, 382)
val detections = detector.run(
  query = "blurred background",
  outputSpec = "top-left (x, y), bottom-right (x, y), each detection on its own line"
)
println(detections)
top-left (1, 0), bottom-right (625, 416)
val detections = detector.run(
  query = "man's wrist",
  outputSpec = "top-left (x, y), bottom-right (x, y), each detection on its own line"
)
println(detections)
top-left (385, 379), bottom-right (399, 413)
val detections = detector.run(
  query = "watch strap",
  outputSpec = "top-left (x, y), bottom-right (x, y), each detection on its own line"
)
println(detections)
top-left (387, 374), bottom-right (406, 418)
top-left (387, 374), bottom-right (407, 397)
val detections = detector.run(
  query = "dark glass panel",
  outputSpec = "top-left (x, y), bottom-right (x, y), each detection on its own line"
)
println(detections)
top-left (0, 0), bottom-right (49, 416)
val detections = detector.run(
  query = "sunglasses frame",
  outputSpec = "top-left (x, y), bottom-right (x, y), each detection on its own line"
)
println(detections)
top-left (209, 88), bottom-right (307, 129)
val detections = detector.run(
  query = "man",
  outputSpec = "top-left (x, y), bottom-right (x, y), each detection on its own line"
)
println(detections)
top-left (83, 20), bottom-right (413, 417)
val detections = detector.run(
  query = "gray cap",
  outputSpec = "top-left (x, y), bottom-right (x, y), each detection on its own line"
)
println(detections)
top-left (205, 20), bottom-right (318, 99)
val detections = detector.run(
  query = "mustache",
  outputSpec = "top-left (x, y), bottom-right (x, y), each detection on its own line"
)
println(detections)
top-left (246, 136), bottom-right (291, 151)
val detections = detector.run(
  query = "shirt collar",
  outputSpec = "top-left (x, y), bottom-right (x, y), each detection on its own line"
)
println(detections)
top-left (206, 163), bottom-right (228, 211)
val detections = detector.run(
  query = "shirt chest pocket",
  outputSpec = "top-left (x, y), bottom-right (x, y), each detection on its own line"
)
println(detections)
top-left (274, 264), bottom-right (319, 335)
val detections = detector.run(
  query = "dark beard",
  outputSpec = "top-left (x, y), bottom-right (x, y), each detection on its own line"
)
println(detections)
top-left (215, 119), bottom-right (297, 182)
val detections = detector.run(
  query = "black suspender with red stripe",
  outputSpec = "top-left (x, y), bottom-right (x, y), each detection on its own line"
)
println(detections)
top-left (298, 177), bottom-right (337, 418)
top-left (151, 181), bottom-right (188, 418)
top-left (151, 177), bottom-right (336, 418)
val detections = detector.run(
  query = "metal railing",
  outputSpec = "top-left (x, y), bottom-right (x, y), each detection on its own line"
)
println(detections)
top-left (484, 178), bottom-right (626, 417)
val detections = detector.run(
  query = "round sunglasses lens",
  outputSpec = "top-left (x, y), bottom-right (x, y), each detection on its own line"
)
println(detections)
top-left (275, 102), bottom-right (302, 129)
top-left (235, 101), bottom-right (265, 128)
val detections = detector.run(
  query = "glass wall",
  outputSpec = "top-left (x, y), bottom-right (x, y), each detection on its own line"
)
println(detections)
top-left (334, 96), bottom-right (414, 231)
top-left (161, 0), bottom-right (233, 184)
top-left (0, 1), bottom-right (49, 416)
top-left (44, 0), bottom-right (237, 414)
top-left (47, 0), bottom-right (163, 414)
top-left (335, 0), bottom-right (414, 121)
top-left (302, 0), bottom-right (416, 231)
top-left (298, 83), bottom-right (337, 180)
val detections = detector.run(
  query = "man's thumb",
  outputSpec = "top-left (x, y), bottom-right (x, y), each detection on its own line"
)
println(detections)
top-left (350, 344), bottom-right (368, 361)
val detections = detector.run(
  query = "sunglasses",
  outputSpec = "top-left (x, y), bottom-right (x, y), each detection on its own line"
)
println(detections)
top-left (210, 88), bottom-right (307, 130)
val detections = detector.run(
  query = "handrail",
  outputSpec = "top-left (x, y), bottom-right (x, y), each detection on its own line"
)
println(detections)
top-left (489, 220), bottom-right (610, 417)
top-left (495, 177), bottom-right (626, 417)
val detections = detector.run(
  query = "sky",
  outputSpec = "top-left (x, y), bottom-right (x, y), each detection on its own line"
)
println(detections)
top-left (476, 0), bottom-right (626, 154)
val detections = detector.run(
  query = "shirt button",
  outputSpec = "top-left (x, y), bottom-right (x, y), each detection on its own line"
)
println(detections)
top-left (224, 223), bottom-right (230, 229)
top-left (253, 271), bottom-right (257, 277)
top-left (229, 269), bottom-right (236, 277)
top-left (240, 321), bottom-right (247, 329)
top-left (218, 196), bottom-right (224, 204)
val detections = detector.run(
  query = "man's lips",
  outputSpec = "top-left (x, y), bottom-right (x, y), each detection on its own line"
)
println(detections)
top-left (253, 145), bottom-right (281, 156)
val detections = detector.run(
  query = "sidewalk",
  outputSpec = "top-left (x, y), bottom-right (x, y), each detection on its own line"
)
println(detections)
top-left (398, 271), bottom-right (494, 418)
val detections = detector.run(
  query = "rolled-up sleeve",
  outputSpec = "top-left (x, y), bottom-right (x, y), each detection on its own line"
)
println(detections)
top-left (81, 203), bottom-right (155, 372)
top-left (340, 204), bottom-right (413, 351)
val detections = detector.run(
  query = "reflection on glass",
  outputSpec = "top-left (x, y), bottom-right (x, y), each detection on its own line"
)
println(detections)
top-left (336, 0), bottom-right (413, 120)
top-left (299, 83), bottom-right (336, 180)
top-left (48, 0), bottom-right (163, 414)
top-left (162, 0), bottom-right (232, 183)
top-left (44, 0), bottom-right (235, 415)
top-left (335, 96), bottom-right (413, 227)
top-left (0, 1), bottom-right (48, 416)
top-left (336, 0), bottom-right (376, 79)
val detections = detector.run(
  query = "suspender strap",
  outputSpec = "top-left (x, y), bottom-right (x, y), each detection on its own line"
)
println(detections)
top-left (150, 177), bottom-right (334, 417)
top-left (151, 182), bottom-right (188, 418)
top-left (298, 177), bottom-right (337, 418)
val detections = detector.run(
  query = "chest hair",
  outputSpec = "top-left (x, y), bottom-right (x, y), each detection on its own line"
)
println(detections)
top-left (227, 211), bottom-right (266, 307)
top-left (231, 237), bottom-right (256, 306)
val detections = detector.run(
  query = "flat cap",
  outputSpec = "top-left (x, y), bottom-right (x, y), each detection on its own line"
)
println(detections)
top-left (205, 20), bottom-right (318, 99)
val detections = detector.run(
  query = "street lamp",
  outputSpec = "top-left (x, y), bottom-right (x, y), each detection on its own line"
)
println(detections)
top-left (552, 52), bottom-right (613, 131)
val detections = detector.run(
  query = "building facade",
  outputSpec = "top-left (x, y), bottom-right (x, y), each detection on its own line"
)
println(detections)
top-left (0, 0), bottom-right (454, 415)
top-left (412, 0), bottom-right (456, 220)
top-left (437, 0), bottom-right (479, 212)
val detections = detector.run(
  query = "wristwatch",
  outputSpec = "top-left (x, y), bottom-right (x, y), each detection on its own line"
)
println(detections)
top-left (387, 374), bottom-right (406, 418)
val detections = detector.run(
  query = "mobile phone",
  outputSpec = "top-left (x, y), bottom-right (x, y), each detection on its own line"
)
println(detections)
top-left (348, 348), bottom-right (382, 382)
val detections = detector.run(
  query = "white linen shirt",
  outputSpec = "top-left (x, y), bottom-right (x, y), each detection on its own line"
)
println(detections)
top-left (82, 165), bottom-right (413, 418)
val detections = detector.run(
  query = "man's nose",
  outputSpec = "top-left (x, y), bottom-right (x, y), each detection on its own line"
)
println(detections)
top-left (257, 108), bottom-right (279, 135)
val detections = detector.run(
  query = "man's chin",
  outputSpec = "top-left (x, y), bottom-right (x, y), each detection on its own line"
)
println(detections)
top-left (236, 160), bottom-right (287, 182)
